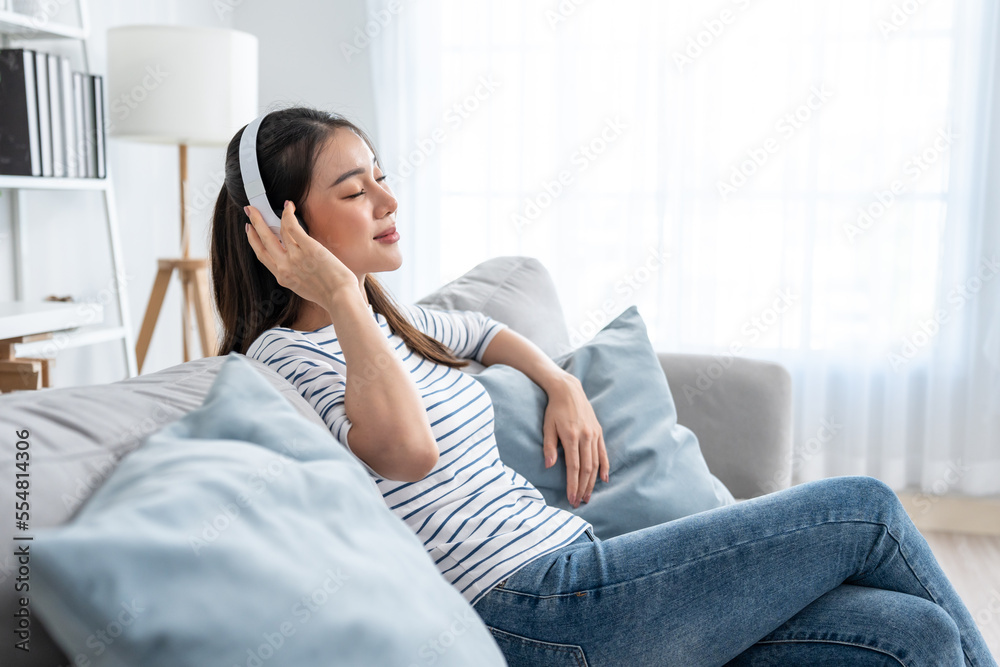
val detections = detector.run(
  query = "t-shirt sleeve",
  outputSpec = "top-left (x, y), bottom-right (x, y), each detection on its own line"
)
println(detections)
top-left (246, 330), bottom-right (382, 478)
top-left (405, 304), bottom-right (509, 364)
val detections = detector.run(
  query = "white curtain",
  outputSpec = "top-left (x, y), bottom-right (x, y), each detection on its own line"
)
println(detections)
top-left (366, 0), bottom-right (1000, 496)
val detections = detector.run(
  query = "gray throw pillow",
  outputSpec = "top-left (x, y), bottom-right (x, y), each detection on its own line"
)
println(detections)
top-left (476, 305), bottom-right (735, 539)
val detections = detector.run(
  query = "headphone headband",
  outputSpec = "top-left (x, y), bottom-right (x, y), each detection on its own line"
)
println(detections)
top-left (239, 111), bottom-right (284, 243)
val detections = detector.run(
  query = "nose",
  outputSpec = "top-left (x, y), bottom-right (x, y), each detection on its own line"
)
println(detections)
top-left (377, 180), bottom-right (398, 219)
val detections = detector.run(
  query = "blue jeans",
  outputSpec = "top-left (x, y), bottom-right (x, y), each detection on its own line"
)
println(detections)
top-left (471, 476), bottom-right (997, 666)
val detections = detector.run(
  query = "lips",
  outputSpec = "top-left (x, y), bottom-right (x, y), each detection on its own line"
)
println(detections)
top-left (374, 225), bottom-right (396, 239)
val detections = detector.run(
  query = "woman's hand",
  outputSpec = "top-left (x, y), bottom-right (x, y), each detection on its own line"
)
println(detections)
top-left (542, 373), bottom-right (610, 508)
top-left (244, 200), bottom-right (358, 305)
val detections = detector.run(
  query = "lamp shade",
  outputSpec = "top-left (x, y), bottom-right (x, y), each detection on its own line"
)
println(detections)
top-left (106, 25), bottom-right (258, 146)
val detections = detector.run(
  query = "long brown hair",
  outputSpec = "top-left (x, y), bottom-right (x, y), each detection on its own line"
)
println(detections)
top-left (210, 105), bottom-right (469, 369)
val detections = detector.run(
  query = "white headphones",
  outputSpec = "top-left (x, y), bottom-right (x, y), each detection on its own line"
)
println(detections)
top-left (239, 111), bottom-right (285, 245)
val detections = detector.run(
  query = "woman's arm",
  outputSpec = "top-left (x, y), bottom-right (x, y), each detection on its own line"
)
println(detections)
top-left (324, 290), bottom-right (439, 482)
top-left (480, 328), bottom-right (610, 506)
top-left (245, 201), bottom-right (438, 482)
top-left (479, 327), bottom-right (571, 393)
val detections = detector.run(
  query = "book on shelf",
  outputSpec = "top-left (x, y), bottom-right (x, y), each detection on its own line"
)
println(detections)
top-left (0, 48), bottom-right (40, 175)
top-left (34, 50), bottom-right (51, 175)
top-left (81, 64), bottom-right (94, 176)
top-left (0, 47), bottom-right (107, 178)
top-left (58, 55), bottom-right (77, 177)
top-left (72, 71), bottom-right (85, 177)
top-left (93, 74), bottom-right (105, 178)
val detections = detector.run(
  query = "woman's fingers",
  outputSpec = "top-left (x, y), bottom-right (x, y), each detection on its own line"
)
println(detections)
top-left (564, 429), bottom-right (599, 508)
top-left (563, 432), bottom-right (580, 507)
top-left (277, 200), bottom-right (305, 247)
top-left (598, 431), bottom-right (610, 484)
top-left (582, 434), bottom-right (599, 503)
top-left (577, 432), bottom-right (594, 507)
top-left (245, 204), bottom-right (286, 257)
top-left (244, 216), bottom-right (279, 276)
top-left (280, 200), bottom-right (332, 280)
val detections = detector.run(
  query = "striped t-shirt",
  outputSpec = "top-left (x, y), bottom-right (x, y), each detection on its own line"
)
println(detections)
top-left (245, 301), bottom-right (592, 606)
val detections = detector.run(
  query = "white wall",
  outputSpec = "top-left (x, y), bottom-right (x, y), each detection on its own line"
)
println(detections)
top-left (232, 0), bottom-right (377, 137)
top-left (0, 0), bottom-right (375, 387)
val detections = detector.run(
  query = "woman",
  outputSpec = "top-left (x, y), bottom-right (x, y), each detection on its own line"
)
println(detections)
top-left (210, 106), bottom-right (996, 666)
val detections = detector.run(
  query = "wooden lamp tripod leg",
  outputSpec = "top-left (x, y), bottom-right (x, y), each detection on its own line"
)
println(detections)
top-left (134, 259), bottom-right (217, 374)
top-left (132, 146), bottom-right (219, 375)
top-left (191, 264), bottom-right (218, 357)
top-left (181, 265), bottom-right (194, 362)
top-left (134, 260), bottom-right (175, 374)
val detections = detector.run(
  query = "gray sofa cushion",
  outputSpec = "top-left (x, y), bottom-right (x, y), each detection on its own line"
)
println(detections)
top-left (416, 255), bottom-right (574, 368)
top-left (0, 355), bottom-right (328, 527)
top-left (0, 355), bottom-right (329, 666)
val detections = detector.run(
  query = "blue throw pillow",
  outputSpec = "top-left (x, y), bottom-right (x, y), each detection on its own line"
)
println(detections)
top-left (475, 305), bottom-right (735, 539)
top-left (30, 352), bottom-right (506, 667)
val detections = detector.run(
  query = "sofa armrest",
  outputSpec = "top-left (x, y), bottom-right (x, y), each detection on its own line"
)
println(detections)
top-left (657, 352), bottom-right (792, 500)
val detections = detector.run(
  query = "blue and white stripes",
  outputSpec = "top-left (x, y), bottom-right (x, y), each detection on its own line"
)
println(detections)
top-left (246, 302), bottom-right (592, 605)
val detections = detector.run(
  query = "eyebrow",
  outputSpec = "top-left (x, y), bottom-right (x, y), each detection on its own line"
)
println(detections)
top-left (331, 155), bottom-right (378, 187)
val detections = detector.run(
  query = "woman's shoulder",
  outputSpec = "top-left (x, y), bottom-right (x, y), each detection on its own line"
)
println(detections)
top-left (397, 302), bottom-right (431, 330)
top-left (245, 325), bottom-right (311, 360)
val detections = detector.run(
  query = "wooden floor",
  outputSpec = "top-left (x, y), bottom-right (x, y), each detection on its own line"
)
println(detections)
top-left (922, 531), bottom-right (1000, 659)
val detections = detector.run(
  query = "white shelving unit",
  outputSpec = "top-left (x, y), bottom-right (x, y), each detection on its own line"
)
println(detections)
top-left (0, 0), bottom-right (138, 388)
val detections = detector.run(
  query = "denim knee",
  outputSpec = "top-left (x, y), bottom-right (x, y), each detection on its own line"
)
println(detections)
top-left (819, 475), bottom-right (901, 514)
top-left (904, 597), bottom-right (964, 664)
top-left (856, 475), bottom-right (896, 500)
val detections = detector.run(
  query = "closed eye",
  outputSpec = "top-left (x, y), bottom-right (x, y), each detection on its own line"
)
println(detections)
top-left (346, 175), bottom-right (389, 199)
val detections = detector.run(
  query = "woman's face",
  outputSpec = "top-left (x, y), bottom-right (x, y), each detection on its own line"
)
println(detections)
top-left (301, 128), bottom-right (401, 284)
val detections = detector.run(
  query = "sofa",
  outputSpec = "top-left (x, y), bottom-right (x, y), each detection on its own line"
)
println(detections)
top-left (0, 255), bottom-right (792, 665)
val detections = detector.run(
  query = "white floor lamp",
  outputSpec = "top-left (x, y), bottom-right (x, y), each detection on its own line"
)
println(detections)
top-left (106, 24), bottom-right (259, 373)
